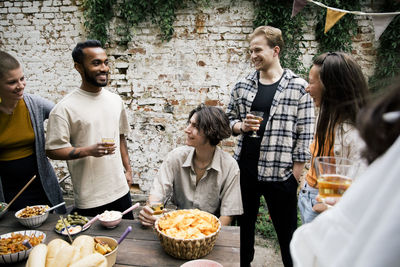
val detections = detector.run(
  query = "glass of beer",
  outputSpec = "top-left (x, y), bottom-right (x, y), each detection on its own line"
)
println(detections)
top-left (101, 137), bottom-right (115, 147)
top-left (147, 194), bottom-right (176, 220)
top-left (147, 196), bottom-right (165, 221)
top-left (249, 110), bottom-right (264, 138)
top-left (314, 156), bottom-right (360, 202)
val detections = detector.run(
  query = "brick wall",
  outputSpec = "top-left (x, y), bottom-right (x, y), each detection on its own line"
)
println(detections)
top-left (0, 0), bottom-right (379, 200)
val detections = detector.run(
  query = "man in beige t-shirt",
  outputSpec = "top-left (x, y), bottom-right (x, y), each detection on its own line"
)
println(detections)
top-left (46, 40), bottom-right (133, 219)
top-left (139, 105), bottom-right (243, 226)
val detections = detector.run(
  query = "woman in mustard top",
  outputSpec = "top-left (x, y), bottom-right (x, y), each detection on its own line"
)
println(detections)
top-left (0, 51), bottom-right (65, 213)
top-left (298, 52), bottom-right (369, 224)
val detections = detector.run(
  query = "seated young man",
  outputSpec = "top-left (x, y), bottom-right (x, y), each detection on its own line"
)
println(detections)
top-left (139, 104), bottom-right (243, 226)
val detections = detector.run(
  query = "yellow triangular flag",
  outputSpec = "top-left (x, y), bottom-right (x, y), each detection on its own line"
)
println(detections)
top-left (324, 8), bottom-right (347, 33)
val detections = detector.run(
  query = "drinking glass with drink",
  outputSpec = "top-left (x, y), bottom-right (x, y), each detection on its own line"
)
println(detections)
top-left (314, 156), bottom-right (360, 203)
top-left (101, 137), bottom-right (115, 156)
top-left (102, 137), bottom-right (115, 147)
top-left (147, 195), bottom-right (177, 220)
top-left (249, 110), bottom-right (264, 138)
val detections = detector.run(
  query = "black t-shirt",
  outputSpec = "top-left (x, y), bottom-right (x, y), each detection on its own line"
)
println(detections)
top-left (240, 73), bottom-right (282, 163)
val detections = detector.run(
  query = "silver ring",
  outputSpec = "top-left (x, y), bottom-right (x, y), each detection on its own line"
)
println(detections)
top-left (105, 150), bottom-right (108, 154)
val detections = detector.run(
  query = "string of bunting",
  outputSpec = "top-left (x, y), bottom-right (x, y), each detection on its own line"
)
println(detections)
top-left (291, 0), bottom-right (400, 40)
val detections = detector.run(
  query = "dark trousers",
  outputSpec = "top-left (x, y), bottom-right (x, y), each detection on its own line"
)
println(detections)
top-left (239, 160), bottom-right (298, 267)
top-left (72, 191), bottom-right (134, 220)
top-left (0, 154), bottom-right (51, 211)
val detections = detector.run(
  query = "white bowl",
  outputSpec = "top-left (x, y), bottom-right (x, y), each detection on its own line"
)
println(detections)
top-left (15, 205), bottom-right (49, 228)
top-left (0, 230), bottom-right (46, 264)
top-left (98, 210), bottom-right (122, 229)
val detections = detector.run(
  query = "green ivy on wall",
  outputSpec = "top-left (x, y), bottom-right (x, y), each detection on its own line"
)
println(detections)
top-left (369, 1), bottom-right (400, 92)
top-left (83, 0), bottom-right (209, 46)
top-left (315, 0), bottom-right (360, 53)
top-left (252, 0), bottom-right (307, 75)
top-left (83, 0), bottom-right (115, 46)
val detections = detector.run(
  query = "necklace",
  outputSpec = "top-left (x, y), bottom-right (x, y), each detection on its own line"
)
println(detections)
top-left (193, 160), bottom-right (211, 171)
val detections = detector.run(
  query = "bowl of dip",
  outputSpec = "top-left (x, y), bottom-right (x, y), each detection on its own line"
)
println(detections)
top-left (98, 210), bottom-right (122, 228)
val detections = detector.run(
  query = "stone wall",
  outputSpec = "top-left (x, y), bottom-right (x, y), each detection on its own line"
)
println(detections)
top-left (0, 0), bottom-right (379, 201)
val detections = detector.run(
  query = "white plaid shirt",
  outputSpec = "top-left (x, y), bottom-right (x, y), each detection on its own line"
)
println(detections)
top-left (227, 69), bottom-right (315, 182)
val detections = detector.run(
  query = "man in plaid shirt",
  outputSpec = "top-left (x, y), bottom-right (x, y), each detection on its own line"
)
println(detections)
top-left (226, 26), bottom-right (314, 267)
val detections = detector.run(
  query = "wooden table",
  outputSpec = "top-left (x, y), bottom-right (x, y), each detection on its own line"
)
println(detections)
top-left (0, 212), bottom-right (240, 266)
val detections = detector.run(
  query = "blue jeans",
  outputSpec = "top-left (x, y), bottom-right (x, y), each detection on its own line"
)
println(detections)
top-left (298, 182), bottom-right (319, 224)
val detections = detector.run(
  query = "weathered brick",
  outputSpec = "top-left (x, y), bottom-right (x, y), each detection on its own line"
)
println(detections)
top-left (8, 7), bottom-right (21, 13)
top-left (0, 0), bottom-right (380, 197)
top-left (22, 7), bottom-right (39, 13)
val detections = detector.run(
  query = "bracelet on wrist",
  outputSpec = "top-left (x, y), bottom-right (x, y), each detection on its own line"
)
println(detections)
top-left (240, 122), bottom-right (245, 134)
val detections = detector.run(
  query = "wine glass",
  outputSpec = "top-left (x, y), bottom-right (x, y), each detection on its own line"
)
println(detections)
top-left (249, 111), bottom-right (264, 138)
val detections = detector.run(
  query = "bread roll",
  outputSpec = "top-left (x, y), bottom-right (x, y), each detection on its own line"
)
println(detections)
top-left (70, 246), bottom-right (81, 265)
top-left (72, 235), bottom-right (95, 261)
top-left (69, 253), bottom-right (107, 267)
top-left (50, 243), bottom-right (74, 267)
top-left (26, 244), bottom-right (47, 267)
top-left (45, 239), bottom-right (71, 267)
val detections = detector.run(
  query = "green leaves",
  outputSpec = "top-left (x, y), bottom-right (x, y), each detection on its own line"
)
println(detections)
top-left (83, 0), bottom-right (116, 46)
top-left (83, 0), bottom-right (210, 44)
top-left (369, 1), bottom-right (400, 92)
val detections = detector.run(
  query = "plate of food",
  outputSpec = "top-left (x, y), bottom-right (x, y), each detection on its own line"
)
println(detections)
top-left (54, 212), bottom-right (90, 236)
top-left (0, 230), bottom-right (46, 264)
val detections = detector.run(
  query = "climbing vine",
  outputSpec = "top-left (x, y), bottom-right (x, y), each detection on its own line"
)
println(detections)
top-left (83, 0), bottom-right (209, 46)
top-left (83, 0), bottom-right (400, 87)
top-left (314, 0), bottom-right (360, 53)
top-left (252, 0), bottom-right (307, 75)
top-left (83, 0), bottom-right (115, 46)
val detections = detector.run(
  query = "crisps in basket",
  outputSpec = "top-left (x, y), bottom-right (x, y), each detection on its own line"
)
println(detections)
top-left (155, 209), bottom-right (221, 259)
top-left (157, 209), bottom-right (219, 239)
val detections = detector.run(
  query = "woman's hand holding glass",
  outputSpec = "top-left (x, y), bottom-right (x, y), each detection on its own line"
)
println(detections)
top-left (314, 156), bottom-right (360, 210)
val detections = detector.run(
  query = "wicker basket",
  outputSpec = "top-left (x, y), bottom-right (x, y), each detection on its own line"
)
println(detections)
top-left (154, 209), bottom-right (221, 260)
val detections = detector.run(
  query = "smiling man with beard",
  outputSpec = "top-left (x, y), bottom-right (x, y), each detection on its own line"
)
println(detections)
top-left (45, 40), bottom-right (134, 219)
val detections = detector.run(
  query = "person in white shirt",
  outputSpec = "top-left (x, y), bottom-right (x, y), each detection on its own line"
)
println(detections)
top-left (46, 40), bottom-right (133, 219)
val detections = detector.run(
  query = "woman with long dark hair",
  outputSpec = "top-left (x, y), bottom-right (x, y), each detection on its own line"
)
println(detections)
top-left (298, 52), bottom-right (369, 223)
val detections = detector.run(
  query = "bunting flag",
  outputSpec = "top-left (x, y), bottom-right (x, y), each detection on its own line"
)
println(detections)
top-left (371, 14), bottom-right (397, 40)
top-left (324, 8), bottom-right (346, 33)
top-left (291, 0), bottom-right (400, 39)
top-left (291, 0), bottom-right (308, 18)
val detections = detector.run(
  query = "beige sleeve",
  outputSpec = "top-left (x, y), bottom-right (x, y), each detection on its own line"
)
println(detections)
top-left (219, 163), bottom-right (243, 216)
top-left (149, 152), bottom-right (175, 200)
top-left (45, 112), bottom-right (72, 150)
top-left (119, 100), bottom-right (130, 135)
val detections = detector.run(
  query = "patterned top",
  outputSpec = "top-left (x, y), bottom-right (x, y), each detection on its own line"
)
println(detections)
top-left (227, 69), bottom-right (315, 182)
